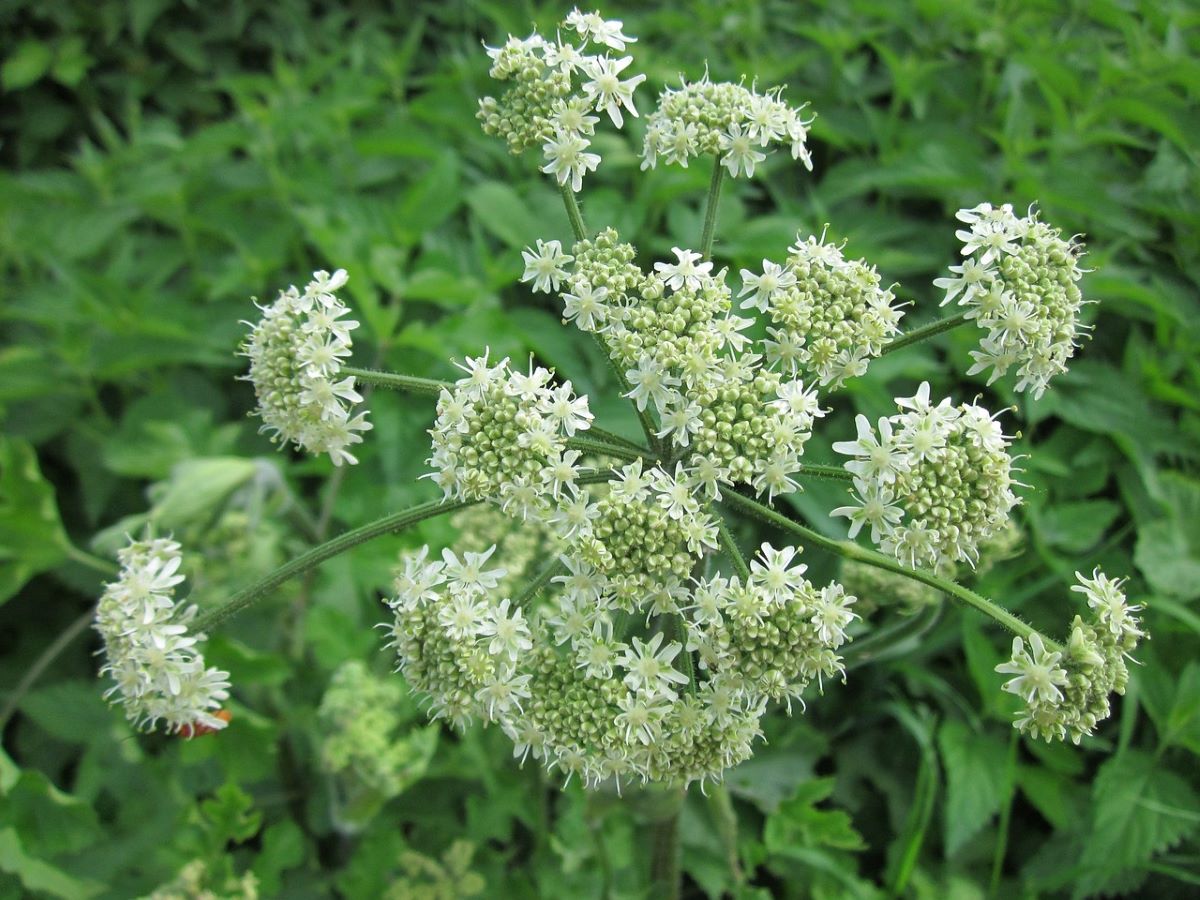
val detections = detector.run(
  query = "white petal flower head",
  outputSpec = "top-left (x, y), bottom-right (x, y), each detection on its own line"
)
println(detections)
top-left (832, 414), bottom-right (908, 484)
top-left (750, 542), bottom-right (809, 604)
top-left (565, 8), bottom-right (637, 50)
top-left (995, 634), bottom-right (1068, 705)
top-left (718, 122), bottom-right (767, 178)
top-left (654, 246), bottom-right (712, 292)
top-left (541, 130), bottom-right (602, 192)
top-left (738, 259), bottom-right (797, 313)
top-left (831, 478), bottom-right (904, 543)
top-left (521, 239), bottom-right (574, 293)
top-left (581, 55), bottom-right (645, 128)
top-left (441, 546), bottom-right (507, 596)
top-left (619, 632), bottom-right (689, 698)
top-left (1071, 568), bottom-right (1143, 641)
top-left (561, 282), bottom-right (609, 331)
top-left (479, 598), bottom-right (534, 661)
top-left (624, 356), bottom-right (680, 412)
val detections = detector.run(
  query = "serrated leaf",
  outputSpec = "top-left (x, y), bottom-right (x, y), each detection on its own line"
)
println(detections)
top-left (764, 778), bottom-right (865, 855)
top-left (465, 181), bottom-right (541, 248)
top-left (937, 720), bottom-right (1009, 856)
top-left (1035, 500), bottom-right (1121, 553)
top-left (1074, 751), bottom-right (1200, 898)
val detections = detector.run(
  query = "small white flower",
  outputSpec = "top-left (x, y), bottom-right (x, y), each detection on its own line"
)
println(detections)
top-left (718, 123), bottom-right (767, 178)
top-left (561, 282), bottom-right (609, 331)
top-left (520, 239), bottom-right (574, 293)
top-left (541, 129), bottom-right (601, 193)
top-left (580, 55), bottom-right (645, 128)
top-left (995, 634), bottom-right (1068, 705)
top-left (750, 543), bottom-right (808, 604)
top-left (545, 381), bottom-right (594, 435)
top-left (619, 633), bottom-right (689, 698)
top-left (441, 546), bottom-right (507, 596)
top-left (738, 260), bottom-right (797, 312)
top-left (832, 478), bottom-right (904, 543)
top-left (565, 9), bottom-right (637, 51)
top-left (653, 246), bottom-right (712, 292)
top-left (832, 415), bottom-right (908, 484)
top-left (1071, 569), bottom-right (1143, 641)
top-left (480, 598), bottom-right (533, 661)
top-left (624, 357), bottom-right (680, 411)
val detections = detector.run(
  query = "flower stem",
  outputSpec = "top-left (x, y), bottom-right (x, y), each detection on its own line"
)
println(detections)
top-left (716, 516), bottom-right (751, 581)
top-left (699, 156), bottom-right (725, 259)
top-left (799, 463), bottom-right (853, 482)
top-left (590, 333), bottom-right (663, 454)
top-left (708, 784), bottom-right (745, 887)
top-left (587, 426), bottom-right (649, 454)
top-left (719, 489), bottom-right (1057, 649)
top-left (560, 181), bottom-right (588, 242)
top-left (648, 791), bottom-right (685, 900)
top-left (881, 310), bottom-right (971, 356)
top-left (192, 470), bottom-right (618, 633)
top-left (566, 435), bottom-right (653, 463)
top-left (513, 557), bottom-right (565, 608)
top-left (843, 601), bottom-right (944, 670)
top-left (66, 544), bottom-right (119, 577)
top-left (342, 367), bottom-right (450, 397)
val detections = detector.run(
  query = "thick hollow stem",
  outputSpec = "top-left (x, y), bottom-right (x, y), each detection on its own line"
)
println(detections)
top-left (648, 794), bottom-right (684, 900)
top-left (192, 470), bottom-right (618, 633)
top-left (590, 332), bottom-right (662, 454)
top-left (342, 367), bottom-right (450, 397)
top-left (560, 181), bottom-right (588, 242)
top-left (699, 156), bottom-right (725, 259)
top-left (881, 310), bottom-right (971, 356)
top-left (719, 490), bottom-right (1057, 650)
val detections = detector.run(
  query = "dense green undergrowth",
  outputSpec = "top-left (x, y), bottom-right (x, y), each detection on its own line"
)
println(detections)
top-left (2, 1), bottom-right (1198, 896)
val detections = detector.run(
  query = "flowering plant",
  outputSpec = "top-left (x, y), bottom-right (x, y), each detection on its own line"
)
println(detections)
top-left (84, 6), bottom-right (1144, 895)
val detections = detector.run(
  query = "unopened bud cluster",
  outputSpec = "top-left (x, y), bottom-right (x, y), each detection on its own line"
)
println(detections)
top-left (95, 537), bottom-right (231, 734)
top-left (996, 570), bottom-right (1142, 743)
top-left (641, 75), bottom-right (814, 176)
top-left (478, 9), bottom-right (644, 191)
top-left (426, 352), bottom-right (593, 519)
top-left (832, 382), bottom-right (1018, 568)
top-left (935, 203), bottom-right (1088, 398)
top-left (241, 269), bottom-right (370, 466)
top-left (743, 232), bottom-right (906, 388)
top-left (383, 538), bottom-right (855, 788)
top-left (525, 228), bottom-right (831, 500)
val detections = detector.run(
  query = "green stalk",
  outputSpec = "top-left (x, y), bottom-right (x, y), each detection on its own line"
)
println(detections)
top-left (648, 791), bottom-right (685, 900)
top-left (699, 156), bottom-right (725, 259)
top-left (192, 470), bottom-right (617, 632)
top-left (512, 557), bottom-right (566, 608)
top-left (566, 435), bottom-right (653, 463)
top-left (586, 425), bottom-right (649, 454)
top-left (719, 490), bottom-right (1056, 649)
top-left (799, 463), bottom-right (853, 482)
top-left (560, 181), bottom-right (588, 242)
top-left (716, 516), bottom-right (751, 581)
top-left (342, 367), bottom-right (449, 397)
top-left (881, 310), bottom-right (971, 356)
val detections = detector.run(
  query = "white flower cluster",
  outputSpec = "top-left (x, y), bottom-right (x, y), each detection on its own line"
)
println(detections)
top-left (525, 228), bottom-right (826, 500)
top-left (477, 9), bottom-right (645, 192)
top-left (425, 351), bottom-right (593, 518)
top-left (832, 382), bottom-right (1019, 568)
top-left (95, 537), bottom-right (231, 734)
top-left (641, 74), bottom-right (814, 176)
top-left (383, 538), bottom-right (856, 788)
top-left (742, 231), bottom-right (906, 388)
top-left (241, 269), bottom-right (370, 466)
top-left (934, 202), bottom-right (1089, 398)
top-left (996, 569), bottom-right (1142, 743)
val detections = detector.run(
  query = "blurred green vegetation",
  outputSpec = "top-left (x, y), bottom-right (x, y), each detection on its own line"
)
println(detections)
top-left (2, 0), bottom-right (1198, 896)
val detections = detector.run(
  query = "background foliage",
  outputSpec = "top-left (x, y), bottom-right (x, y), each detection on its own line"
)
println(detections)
top-left (2, 0), bottom-right (1198, 896)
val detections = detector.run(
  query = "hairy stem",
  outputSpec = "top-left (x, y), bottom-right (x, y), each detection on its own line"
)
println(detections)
top-left (342, 366), bottom-right (449, 397)
top-left (799, 463), bottom-right (854, 482)
top-left (716, 516), bottom-right (751, 581)
top-left (513, 557), bottom-right (566, 608)
top-left (0, 610), bottom-right (93, 732)
top-left (699, 156), bottom-right (725, 259)
top-left (560, 181), bottom-right (588, 242)
top-left (66, 545), bottom-right (119, 577)
top-left (881, 310), bottom-right (971, 356)
top-left (565, 435), bottom-right (653, 463)
top-left (719, 490), bottom-right (1057, 649)
top-left (192, 470), bottom-right (617, 632)
top-left (708, 784), bottom-right (745, 887)
top-left (648, 793), bottom-right (684, 900)
top-left (586, 425), bottom-right (649, 453)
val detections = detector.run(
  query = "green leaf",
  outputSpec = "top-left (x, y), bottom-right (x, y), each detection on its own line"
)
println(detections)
top-left (1134, 471), bottom-right (1200, 599)
top-left (0, 828), bottom-right (103, 899)
top-left (1035, 500), bottom-right (1121, 553)
top-left (937, 720), bottom-right (1009, 856)
top-left (764, 778), bottom-right (865, 855)
top-left (2, 41), bottom-right (53, 91)
top-left (0, 437), bottom-right (71, 604)
top-left (465, 181), bottom-right (542, 248)
top-left (1074, 750), bottom-right (1200, 898)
